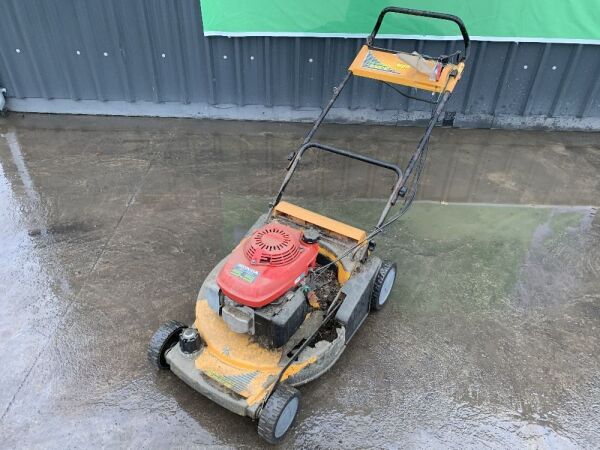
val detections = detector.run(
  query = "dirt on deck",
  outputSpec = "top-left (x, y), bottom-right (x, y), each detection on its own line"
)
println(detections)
top-left (312, 266), bottom-right (342, 342)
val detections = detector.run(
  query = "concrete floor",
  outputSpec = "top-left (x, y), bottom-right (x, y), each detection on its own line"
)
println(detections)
top-left (0, 114), bottom-right (599, 448)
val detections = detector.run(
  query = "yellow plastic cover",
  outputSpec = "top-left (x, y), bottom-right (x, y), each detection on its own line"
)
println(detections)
top-left (349, 45), bottom-right (464, 93)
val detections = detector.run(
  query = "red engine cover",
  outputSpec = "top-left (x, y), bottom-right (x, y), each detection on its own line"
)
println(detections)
top-left (216, 223), bottom-right (319, 308)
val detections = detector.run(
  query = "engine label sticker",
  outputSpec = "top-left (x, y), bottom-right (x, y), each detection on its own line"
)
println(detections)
top-left (230, 263), bottom-right (259, 283)
top-left (294, 272), bottom-right (305, 285)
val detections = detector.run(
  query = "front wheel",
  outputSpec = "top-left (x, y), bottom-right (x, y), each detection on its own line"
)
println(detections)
top-left (148, 320), bottom-right (186, 369)
top-left (370, 261), bottom-right (396, 311)
top-left (257, 383), bottom-right (300, 444)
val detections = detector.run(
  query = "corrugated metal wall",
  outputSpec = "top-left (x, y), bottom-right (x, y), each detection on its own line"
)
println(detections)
top-left (1, 0), bottom-right (599, 130)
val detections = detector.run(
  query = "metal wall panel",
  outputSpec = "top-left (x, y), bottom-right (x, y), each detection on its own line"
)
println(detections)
top-left (0, 0), bottom-right (599, 129)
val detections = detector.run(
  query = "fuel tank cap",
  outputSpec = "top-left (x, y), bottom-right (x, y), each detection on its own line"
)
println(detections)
top-left (302, 228), bottom-right (320, 244)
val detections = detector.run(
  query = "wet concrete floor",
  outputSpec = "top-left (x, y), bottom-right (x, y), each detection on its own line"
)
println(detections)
top-left (0, 114), bottom-right (599, 448)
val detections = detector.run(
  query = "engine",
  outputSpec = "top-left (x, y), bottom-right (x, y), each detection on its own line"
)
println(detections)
top-left (211, 223), bottom-right (320, 348)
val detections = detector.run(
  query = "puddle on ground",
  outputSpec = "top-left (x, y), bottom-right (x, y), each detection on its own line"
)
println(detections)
top-left (0, 116), bottom-right (599, 448)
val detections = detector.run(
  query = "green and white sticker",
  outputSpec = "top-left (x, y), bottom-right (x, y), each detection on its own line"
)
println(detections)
top-left (231, 263), bottom-right (259, 283)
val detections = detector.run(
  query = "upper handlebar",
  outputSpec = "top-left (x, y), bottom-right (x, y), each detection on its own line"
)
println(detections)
top-left (366, 7), bottom-right (470, 62)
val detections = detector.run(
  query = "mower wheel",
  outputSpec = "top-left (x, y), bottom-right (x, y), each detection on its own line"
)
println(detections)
top-left (370, 261), bottom-right (397, 311)
top-left (257, 383), bottom-right (300, 444)
top-left (148, 320), bottom-right (186, 369)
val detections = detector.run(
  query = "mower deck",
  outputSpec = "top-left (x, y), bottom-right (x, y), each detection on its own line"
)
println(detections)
top-left (165, 203), bottom-right (371, 418)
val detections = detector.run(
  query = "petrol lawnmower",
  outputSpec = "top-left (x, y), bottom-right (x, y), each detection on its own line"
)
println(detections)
top-left (149, 7), bottom-right (470, 444)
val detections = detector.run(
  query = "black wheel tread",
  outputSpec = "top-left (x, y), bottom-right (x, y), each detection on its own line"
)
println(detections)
top-left (257, 383), bottom-right (300, 444)
top-left (370, 261), bottom-right (396, 311)
top-left (148, 319), bottom-right (186, 369)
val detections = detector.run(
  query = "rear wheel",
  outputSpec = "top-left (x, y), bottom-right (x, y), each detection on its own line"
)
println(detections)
top-left (257, 383), bottom-right (300, 444)
top-left (148, 320), bottom-right (186, 369)
top-left (370, 261), bottom-right (396, 311)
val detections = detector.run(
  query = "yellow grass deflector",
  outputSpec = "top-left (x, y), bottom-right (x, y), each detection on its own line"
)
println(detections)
top-left (349, 45), bottom-right (464, 93)
top-left (274, 201), bottom-right (367, 243)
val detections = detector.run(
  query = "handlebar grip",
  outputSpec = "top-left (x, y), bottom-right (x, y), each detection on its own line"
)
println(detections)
top-left (367, 7), bottom-right (470, 61)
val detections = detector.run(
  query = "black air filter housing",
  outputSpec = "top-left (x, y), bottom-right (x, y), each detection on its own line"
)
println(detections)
top-left (254, 289), bottom-right (308, 349)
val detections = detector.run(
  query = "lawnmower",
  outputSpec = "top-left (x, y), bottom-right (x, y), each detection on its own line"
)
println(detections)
top-left (149, 7), bottom-right (470, 444)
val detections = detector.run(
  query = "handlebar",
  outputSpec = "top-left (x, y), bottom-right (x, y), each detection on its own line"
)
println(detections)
top-left (366, 7), bottom-right (470, 62)
top-left (268, 141), bottom-right (404, 224)
top-left (297, 143), bottom-right (403, 180)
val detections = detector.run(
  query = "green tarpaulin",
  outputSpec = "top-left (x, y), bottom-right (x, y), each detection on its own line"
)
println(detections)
top-left (201, 0), bottom-right (600, 44)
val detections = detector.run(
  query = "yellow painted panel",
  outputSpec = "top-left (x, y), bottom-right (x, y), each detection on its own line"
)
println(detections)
top-left (319, 246), bottom-right (351, 284)
top-left (349, 45), bottom-right (464, 93)
top-left (194, 300), bottom-right (316, 405)
top-left (274, 201), bottom-right (367, 243)
top-left (195, 300), bottom-right (280, 370)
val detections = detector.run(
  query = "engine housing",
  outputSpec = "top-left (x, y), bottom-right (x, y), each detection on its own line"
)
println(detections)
top-left (216, 223), bottom-right (319, 308)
